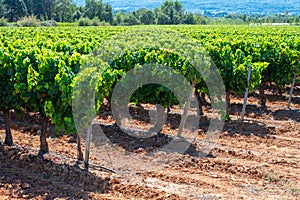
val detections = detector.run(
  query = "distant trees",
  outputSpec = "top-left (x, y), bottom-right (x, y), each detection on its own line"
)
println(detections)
top-left (105, 0), bottom-right (300, 26)
top-left (0, 0), bottom-right (113, 23)
top-left (154, 0), bottom-right (196, 25)
top-left (53, 0), bottom-right (77, 22)
top-left (133, 9), bottom-right (155, 25)
top-left (85, 0), bottom-right (113, 24)
top-left (294, 15), bottom-right (300, 25)
top-left (73, 10), bottom-right (82, 21)
top-left (157, 12), bottom-right (169, 24)
top-left (113, 0), bottom-right (204, 26)
top-left (124, 13), bottom-right (139, 25)
top-left (102, 3), bottom-right (113, 24)
top-left (160, 0), bottom-right (183, 24)
top-left (0, 0), bottom-right (7, 18)
top-left (182, 13), bottom-right (195, 24)
top-left (23, 0), bottom-right (56, 21)
top-left (247, 13), bottom-right (300, 25)
top-left (3, 0), bottom-right (74, 22)
top-left (0, 0), bottom-right (298, 25)
top-left (4, 0), bottom-right (27, 21)
top-left (114, 11), bottom-right (124, 25)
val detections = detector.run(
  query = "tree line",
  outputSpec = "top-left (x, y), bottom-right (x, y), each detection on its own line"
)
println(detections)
top-left (0, 0), bottom-right (113, 23)
top-left (0, 0), bottom-right (299, 25)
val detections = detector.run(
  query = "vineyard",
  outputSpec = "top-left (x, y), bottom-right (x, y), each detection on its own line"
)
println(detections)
top-left (0, 25), bottom-right (300, 199)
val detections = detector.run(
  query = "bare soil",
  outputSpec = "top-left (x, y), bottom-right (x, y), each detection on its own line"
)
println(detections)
top-left (0, 86), bottom-right (299, 199)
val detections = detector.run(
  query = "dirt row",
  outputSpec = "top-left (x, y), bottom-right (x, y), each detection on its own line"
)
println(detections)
top-left (0, 88), bottom-right (299, 199)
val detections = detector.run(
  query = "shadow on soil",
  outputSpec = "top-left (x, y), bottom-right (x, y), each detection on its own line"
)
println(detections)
top-left (229, 102), bottom-right (300, 122)
top-left (272, 109), bottom-right (300, 122)
top-left (229, 103), bottom-right (271, 117)
top-left (264, 94), bottom-right (300, 105)
top-left (0, 143), bottom-right (111, 199)
top-left (5, 99), bottom-right (295, 161)
top-left (99, 105), bottom-right (209, 131)
top-left (93, 123), bottom-right (210, 157)
top-left (97, 103), bottom-right (294, 157)
top-left (223, 120), bottom-right (275, 137)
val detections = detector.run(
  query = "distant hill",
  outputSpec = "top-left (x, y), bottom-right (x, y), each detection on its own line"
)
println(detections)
top-left (76, 0), bottom-right (300, 16)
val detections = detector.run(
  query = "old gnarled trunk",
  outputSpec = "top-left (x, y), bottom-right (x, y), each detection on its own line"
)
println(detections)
top-left (226, 90), bottom-right (231, 113)
top-left (4, 109), bottom-right (13, 146)
top-left (259, 83), bottom-right (267, 107)
top-left (38, 113), bottom-right (49, 157)
top-left (195, 91), bottom-right (204, 116)
top-left (77, 134), bottom-right (84, 161)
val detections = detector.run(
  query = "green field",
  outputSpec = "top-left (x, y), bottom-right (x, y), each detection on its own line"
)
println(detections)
top-left (0, 25), bottom-right (299, 152)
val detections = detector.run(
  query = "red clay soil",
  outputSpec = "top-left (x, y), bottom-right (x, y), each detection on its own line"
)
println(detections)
top-left (0, 86), bottom-right (299, 199)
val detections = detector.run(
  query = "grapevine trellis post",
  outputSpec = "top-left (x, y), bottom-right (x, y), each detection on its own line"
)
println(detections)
top-left (84, 93), bottom-right (95, 171)
top-left (241, 65), bottom-right (252, 121)
top-left (84, 124), bottom-right (92, 171)
top-left (177, 78), bottom-right (197, 137)
top-left (287, 71), bottom-right (297, 109)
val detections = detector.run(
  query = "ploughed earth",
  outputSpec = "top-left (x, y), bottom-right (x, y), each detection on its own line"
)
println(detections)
top-left (0, 85), bottom-right (299, 199)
